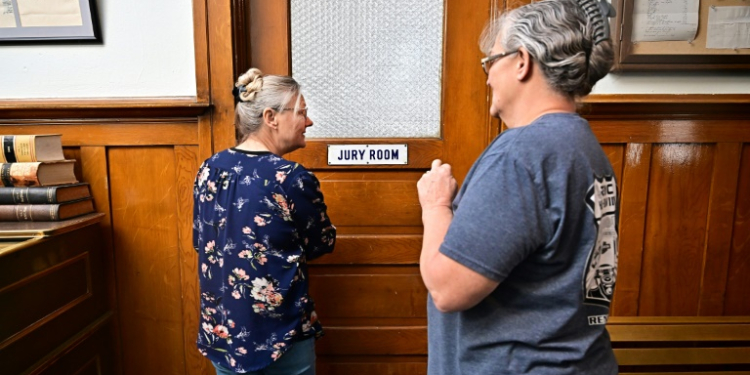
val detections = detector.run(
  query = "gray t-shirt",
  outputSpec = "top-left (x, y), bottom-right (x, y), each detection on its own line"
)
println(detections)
top-left (428, 113), bottom-right (619, 375)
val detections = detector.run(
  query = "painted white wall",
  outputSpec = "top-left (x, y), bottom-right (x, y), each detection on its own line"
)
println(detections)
top-left (0, 0), bottom-right (747, 98)
top-left (0, 0), bottom-right (196, 99)
top-left (594, 71), bottom-right (750, 94)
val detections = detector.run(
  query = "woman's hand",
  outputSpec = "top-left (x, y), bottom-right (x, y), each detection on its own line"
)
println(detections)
top-left (417, 159), bottom-right (458, 213)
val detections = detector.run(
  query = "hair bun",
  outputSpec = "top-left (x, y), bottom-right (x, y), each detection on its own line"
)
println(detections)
top-left (234, 68), bottom-right (264, 102)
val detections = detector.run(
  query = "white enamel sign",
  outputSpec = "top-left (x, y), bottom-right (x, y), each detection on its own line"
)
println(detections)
top-left (327, 144), bottom-right (408, 165)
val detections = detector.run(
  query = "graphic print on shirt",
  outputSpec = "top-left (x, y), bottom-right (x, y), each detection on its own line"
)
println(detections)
top-left (583, 174), bottom-right (618, 308)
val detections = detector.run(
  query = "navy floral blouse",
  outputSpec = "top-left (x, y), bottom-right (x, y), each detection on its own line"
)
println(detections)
top-left (193, 148), bottom-right (336, 372)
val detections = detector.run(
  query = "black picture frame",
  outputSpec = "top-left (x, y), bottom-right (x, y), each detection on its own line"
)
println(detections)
top-left (0, 0), bottom-right (101, 44)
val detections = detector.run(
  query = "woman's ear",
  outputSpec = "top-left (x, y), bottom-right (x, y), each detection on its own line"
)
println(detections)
top-left (262, 108), bottom-right (278, 129)
top-left (516, 48), bottom-right (532, 82)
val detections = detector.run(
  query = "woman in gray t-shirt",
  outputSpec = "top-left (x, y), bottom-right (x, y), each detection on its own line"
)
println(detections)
top-left (417, 0), bottom-right (619, 374)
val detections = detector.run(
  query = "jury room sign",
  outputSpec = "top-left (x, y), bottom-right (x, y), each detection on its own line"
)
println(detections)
top-left (327, 144), bottom-right (408, 165)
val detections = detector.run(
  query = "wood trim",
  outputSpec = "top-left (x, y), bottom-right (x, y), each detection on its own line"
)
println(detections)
top-left (249, 0), bottom-right (290, 75)
top-left (193, 0), bottom-right (210, 102)
top-left (608, 324), bottom-right (750, 342)
top-left (198, 114), bottom-right (214, 162)
top-left (582, 94), bottom-right (750, 118)
top-left (207, 0), bottom-right (237, 152)
top-left (232, 0), bottom-right (251, 77)
top-left (608, 316), bottom-right (750, 324)
top-left (0, 213), bottom-right (104, 241)
top-left (590, 120), bottom-right (750, 143)
top-left (612, 143), bottom-right (651, 316)
top-left (615, 347), bottom-right (750, 366)
top-left (441, 0), bottom-right (494, 184)
top-left (0, 122), bottom-right (198, 146)
top-left (0, 98), bottom-right (209, 119)
top-left (699, 143), bottom-right (743, 315)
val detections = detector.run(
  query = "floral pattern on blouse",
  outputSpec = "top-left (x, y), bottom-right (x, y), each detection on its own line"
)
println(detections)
top-left (193, 148), bottom-right (336, 373)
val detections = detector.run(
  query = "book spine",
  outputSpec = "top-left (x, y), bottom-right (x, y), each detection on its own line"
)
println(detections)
top-left (0, 187), bottom-right (58, 204)
top-left (0, 135), bottom-right (37, 163)
top-left (0, 205), bottom-right (59, 221)
top-left (0, 163), bottom-right (41, 187)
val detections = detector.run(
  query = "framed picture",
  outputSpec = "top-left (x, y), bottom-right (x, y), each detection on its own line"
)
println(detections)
top-left (613, 0), bottom-right (750, 70)
top-left (0, 0), bottom-right (101, 43)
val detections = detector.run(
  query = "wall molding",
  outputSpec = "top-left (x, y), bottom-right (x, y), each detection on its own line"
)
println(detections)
top-left (583, 94), bottom-right (750, 118)
top-left (0, 97), bottom-right (210, 119)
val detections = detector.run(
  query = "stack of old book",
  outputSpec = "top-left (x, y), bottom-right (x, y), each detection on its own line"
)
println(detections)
top-left (0, 134), bottom-right (95, 222)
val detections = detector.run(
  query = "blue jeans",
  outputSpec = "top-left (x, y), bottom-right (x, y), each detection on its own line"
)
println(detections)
top-left (212, 337), bottom-right (315, 375)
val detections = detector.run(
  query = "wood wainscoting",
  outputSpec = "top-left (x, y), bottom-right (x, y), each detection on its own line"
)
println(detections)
top-left (1, 99), bottom-right (749, 375)
top-left (0, 99), bottom-right (213, 375)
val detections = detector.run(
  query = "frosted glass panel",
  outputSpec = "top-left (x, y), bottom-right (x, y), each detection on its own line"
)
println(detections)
top-left (291, 0), bottom-right (444, 138)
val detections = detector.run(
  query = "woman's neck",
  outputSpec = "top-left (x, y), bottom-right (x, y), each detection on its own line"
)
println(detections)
top-left (236, 136), bottom-right (275, 154)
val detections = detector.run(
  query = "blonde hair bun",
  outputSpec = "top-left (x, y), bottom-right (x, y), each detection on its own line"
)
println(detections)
top-left (235, 68), bottom-right (264, 102)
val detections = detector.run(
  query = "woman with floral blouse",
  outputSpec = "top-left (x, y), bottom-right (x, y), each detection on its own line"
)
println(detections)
top-left (193, 68), bottom-right (336, 375)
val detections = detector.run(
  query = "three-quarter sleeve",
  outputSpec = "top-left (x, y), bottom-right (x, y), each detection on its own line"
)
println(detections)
top-left (287, 170), bottom-right (336, 261)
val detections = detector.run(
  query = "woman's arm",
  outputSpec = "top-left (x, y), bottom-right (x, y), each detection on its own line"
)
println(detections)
top-left (417, 160), bottom-right (499, 312)
top-left (288, 170), bottom-right (336, 261)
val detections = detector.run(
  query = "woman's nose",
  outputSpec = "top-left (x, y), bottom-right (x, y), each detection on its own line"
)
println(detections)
top-left (305, 116), bottom-right (313, 127)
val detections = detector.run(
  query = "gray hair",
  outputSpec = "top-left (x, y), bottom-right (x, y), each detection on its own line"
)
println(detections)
top-left (480, 0), bottom-right (613, 98)
top-left (234, 68), bottom-right (302, 142)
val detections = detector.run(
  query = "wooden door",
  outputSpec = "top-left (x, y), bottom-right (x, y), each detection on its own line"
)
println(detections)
top-left (241, 1), bottom-right (497, 373)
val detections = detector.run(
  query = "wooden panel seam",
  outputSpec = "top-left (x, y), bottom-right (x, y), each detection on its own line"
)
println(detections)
top-left (612, 143), bottom-right (651, 316)
top-left (698, 142), bottom-right (743, 315)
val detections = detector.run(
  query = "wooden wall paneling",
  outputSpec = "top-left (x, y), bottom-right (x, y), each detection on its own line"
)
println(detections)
top-left (601, 144), bottom-right (626, 185)
top-left (315, 234), bottom-right (422, 265)
top-left (207, 0), bottom-right (237, 152)
top-left (639, 144), bottom-right (714, 316)
top-left (699, 143), bottom-right (743, 315)
top-left (319, 180), bottom-right (421, 227)
top-left (175, 146), bottom-right (213, 375)
top-left (0, 121), bottom-right (198, 146)
top-left (79, 146), bottom-right (123, 374)
top-left (317, 327), bottom-right (427, 356)
top-left (317, 360), bottom-right (427, 375)
top-left (599, 143), bottom-right (625, 312)
top-left (109, 147), bottom-right (186, 375)
top-left (611, 143), bottom-right (651, 316)
top-left (724, 144), bottom-right (750, 315)
top-left (310, 273), bottom-right (427, 320)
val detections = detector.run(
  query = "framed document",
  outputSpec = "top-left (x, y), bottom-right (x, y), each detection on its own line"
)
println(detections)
top-left (0, 0), bottom-right (101, 43)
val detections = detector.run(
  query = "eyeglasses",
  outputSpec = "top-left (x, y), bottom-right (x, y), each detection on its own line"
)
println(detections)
top-left (280, 107), bottom-right (309, 118)
top-left (480, 50), bottom-right (518, 74)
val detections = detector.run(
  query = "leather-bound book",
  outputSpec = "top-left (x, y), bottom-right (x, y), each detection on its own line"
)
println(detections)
top-left (0, 160), bottom-right (77, 187)
top-left (0, 183), bottom-right (91, 204)
top-left (0, 198), bottom-right (95, 221)
top-left (0, 134), bottom-right (64, 162)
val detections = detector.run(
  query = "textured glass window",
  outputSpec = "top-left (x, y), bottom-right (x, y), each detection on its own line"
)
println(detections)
top-left (291, 0), bottom-right (444, 138)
